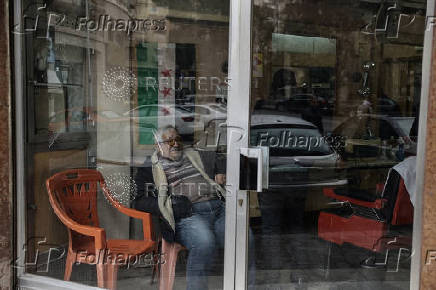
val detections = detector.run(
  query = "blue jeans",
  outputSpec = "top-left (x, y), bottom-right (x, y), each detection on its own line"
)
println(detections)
top-left (175, 199), bottom-right (255, 290)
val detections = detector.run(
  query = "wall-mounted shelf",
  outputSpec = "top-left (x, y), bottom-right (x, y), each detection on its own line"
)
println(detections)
top-left (30, 81), bottom-right (83, 88)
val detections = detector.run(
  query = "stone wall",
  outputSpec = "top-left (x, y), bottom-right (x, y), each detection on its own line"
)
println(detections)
top-left (420, 5), bottom-right (436, 288)
top-left (0, 0), bottom-right (12, 289)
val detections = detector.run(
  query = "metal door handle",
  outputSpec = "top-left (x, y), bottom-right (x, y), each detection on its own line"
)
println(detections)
top-left (240, 146), bottom-right (269, 192)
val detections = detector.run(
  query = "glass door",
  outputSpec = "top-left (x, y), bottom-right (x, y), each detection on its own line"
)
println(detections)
top-left (228, 0), bottom-right (429, 289)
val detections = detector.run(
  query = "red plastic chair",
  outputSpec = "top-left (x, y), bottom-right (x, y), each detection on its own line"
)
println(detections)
top-left (46, 169), bottom-right (156, 289)
top-left (158, 239), bottom-right (186, 290)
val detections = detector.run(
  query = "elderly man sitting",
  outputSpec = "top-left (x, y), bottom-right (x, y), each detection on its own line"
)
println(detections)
top-left (134, 125), bottom-right (227, 290)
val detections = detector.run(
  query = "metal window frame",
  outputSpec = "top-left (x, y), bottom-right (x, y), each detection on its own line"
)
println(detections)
top-left (14, 0), bottom-right (26, 280)
top-left (224, 0), bottom-right (252, 289)
top-left (410, 0), bottom-right (435, 288)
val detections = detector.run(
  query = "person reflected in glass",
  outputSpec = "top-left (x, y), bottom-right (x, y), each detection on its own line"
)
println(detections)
top-left (155, 126), bottom-right (226, 290)
top-left (134, 125), bottom-right (233, 289)
top-left (301, 95), bottom-right (324, 134)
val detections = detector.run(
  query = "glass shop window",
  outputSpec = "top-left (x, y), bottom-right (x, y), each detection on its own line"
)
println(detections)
top-left (246, 1), bottom-right (426, 289)
top-left (20, 0), bottom-right (229, 288)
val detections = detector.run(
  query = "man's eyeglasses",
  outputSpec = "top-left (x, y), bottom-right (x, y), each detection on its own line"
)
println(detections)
top-left (160, 136), bottom-right (182, 146)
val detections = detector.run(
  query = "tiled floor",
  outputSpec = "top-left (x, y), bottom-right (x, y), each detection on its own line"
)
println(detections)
top-left (36, 214), bottom-right (411, 290)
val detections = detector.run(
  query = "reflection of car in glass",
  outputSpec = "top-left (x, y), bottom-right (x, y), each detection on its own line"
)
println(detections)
top-left (338, 96), bottom-right (401, 117)
top-left (176, 103), bottom-right (226, 129)
top-left (332, 114), bottom-right (414, 160)
top-left (274, 94), bottom-right (330, 114)
top-left (331, 114), bottom-right (415, 197)
top-left (123, 104), bottom-right (202, 135)
top-left (181, 94), bottom-right (227, 105)
top-left (203, 114), bottom-right (347, 189)
top-left (251, 114), bottom-right (346, 189)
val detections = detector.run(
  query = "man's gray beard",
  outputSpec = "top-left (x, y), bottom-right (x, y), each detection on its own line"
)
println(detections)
top-left (170, 149), bottom-right (183, 161)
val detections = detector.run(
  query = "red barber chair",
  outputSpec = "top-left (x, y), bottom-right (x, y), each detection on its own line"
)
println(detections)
top-left (318, 170), bottom-right (414, 272)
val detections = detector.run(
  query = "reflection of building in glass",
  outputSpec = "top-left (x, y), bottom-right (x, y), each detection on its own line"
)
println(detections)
top-left (22, 0), bottom-right (232, 278)
top-left (251, 0), bottom-right (425, 117)
top-left (5, 0), bottom-right (435, 289)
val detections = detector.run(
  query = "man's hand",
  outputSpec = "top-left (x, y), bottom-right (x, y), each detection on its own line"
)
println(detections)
top-left (215, 174), bottom-right (226, 185)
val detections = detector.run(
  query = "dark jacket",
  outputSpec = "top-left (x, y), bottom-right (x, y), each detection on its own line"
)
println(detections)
top-left (380, 169), bottom-right (402, 223)
top-left (301, 105), bottom-right (324, 134)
